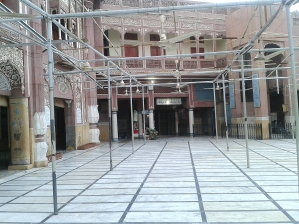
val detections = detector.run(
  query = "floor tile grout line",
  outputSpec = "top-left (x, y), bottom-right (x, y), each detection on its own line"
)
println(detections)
top-left (118, 142), bottom-right (167, 223)
top-left (40, 142), bottom-right (146, 223)
top-left (188, 141), bottom-right (207, 222)
top-left (0, 141), bottom-right (132, 213)
top-left (0, 141), bottom-right (114, 186)
top-left (0, 142), bottom-right (126, 209)
top-left (0, 150), bottom-right (112, 208)
top-left (233, 140), bottom-right (297, 175)
top-left (256, 140), bottom-right (297, 155)
top-left (209, 139), bottom-right (298, 224)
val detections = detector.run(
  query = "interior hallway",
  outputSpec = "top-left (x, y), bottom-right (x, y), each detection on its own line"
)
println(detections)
top-left (0, 137), bottom-right (298, 223)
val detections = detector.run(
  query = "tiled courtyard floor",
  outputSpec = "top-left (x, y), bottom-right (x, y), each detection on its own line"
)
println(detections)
top-left (0, 137), bottom-right (299, 223)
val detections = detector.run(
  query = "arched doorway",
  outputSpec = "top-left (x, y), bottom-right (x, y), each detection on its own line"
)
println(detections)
top-left (264, 43), bottom-right (284, 126)
top-left (0, 104), bottom-right (9, 169)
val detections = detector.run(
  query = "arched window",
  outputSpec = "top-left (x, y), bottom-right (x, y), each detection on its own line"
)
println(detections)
top-left (52, 10), bottom-right (59, 40)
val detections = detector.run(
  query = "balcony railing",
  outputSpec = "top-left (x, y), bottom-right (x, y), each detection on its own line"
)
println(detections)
top-left (106, 56), bottom-right (218, 70)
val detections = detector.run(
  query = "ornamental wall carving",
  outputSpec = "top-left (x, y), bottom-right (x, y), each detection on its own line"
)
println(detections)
top-left (0, 60), bottom-right (22, 90)
top-left (123, 17), bottom-right (141, 26)
top-left (103, 0), bottom-right (120, 5)
top-left (198, 24), bottom-right (213, 31)
top-left (123, 0), bottom-right (139, 7)
top-left (0, 26), bottom-right (24, 44)
top-left (43, 64), bottom-right (81, 91)
top-left (0, 42), bottom-right (24, 76)
top-left (102, 17), bottom-right (121, 24)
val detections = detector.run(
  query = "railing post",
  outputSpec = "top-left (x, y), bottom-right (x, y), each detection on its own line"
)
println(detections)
top-left (237, 124), bottom-right (239, 139)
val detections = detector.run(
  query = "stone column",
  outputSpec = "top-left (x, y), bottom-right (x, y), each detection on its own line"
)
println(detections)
top-left (33, 112), bottom-right (48, 167)
top-left (149, 110), bottom-right (154, 129)
top-left (84, 1), bottom-right (100, 143)
top-left (175, 109), bottom-right (179, 136)
top-left (189, 108), bottom-right (194, 137)
top-left (138, 111), bottom-right (143, 138)
top-left (88, 105), bottom-right (100, 143)
top-left (9, 98), bottom-right (32, 169)
top-left (112, 111), bottom-right (118, 142)
top-left (254, 63), bottom-right (270, 139)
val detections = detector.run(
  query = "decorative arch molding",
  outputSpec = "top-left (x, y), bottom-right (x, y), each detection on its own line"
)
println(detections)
top-left (263, 42), bottom-right (283, 49)
top-left (102, 26), bottom-right (122, 33)
top-left (0, 60), bottom-right (23, 93)
top-left (124, 27), bottom-right (141, 33)
top-left (104, 28), bottom-right (121, 34)
top-left (0, 42), bottom-right (24, 74)
top-left (0, 72), bottom-right (11, 91)
top-left (43, 64), bottom-right (79, 90)
top-left (144, 29), bottom-right (160, 35)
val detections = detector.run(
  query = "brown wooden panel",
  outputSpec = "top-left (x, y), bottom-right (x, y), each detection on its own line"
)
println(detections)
top-left (124, 45), bottom-right (138, 57)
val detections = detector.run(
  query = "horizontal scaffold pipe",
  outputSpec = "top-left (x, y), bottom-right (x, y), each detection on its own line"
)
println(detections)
top-left (99, 76), bottom-right (293, 89)
top-left (82, 47), bottom-right (296, 62)
top-left (113, 65), bottom-right (297, 79)
top-left (50, 0), bottom-right (282, 19)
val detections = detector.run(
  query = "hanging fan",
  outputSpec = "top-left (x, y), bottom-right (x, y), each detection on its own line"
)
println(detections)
top-left (204, 83), bottom-right (228, 90)
top-left (171, 87), bottom-right (188, 94)
top-left (253, 49), bottom-right (285, 63)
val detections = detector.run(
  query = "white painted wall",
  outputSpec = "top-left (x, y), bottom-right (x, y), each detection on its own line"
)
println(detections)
top-left (107, 30), bottom-right (227, 59)
top-left (216, 39), bottom-right (226, 52)
top-left (181, 41), bottom-right (196, 58)
top-left (108, 29), bottom-right (121, 57)
top-left (203, 40), bottom-right (213, 59)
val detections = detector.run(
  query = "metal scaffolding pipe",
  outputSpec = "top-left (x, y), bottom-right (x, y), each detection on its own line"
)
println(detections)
top-left (107, 64), bottom-right (113, 171)
top-left (241, 55), bottom-right (250, 168)
top-left (286, 3), bottom-right (299, 192)
top-left (46, 18), bottom-right (58, 215)
top-left (222, 74), bottom-right (229, 151)
top-left (83, 47), bottom-right (297, 62)
top-left (213, 83), bottom-right (218, 142)
top-left (213, 2), bottom-right (284, 82)
top-left (50, 0), bottom-right (282, 19)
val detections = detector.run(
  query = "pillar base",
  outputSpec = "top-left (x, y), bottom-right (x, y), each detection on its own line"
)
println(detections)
top-left (189, 133), bottom-right (194, 137)
top-left (113, 138), bottom-right (119, 142)
top-left (8, 164), bottom-right (34, 170)
top-left (34, 160), bottom-right (48, 168)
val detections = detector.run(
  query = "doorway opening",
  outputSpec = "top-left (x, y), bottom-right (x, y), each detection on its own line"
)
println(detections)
top-left (55, 106), bottom-right (66, 150)
top-left (0, 106), bottom-right (9, 169)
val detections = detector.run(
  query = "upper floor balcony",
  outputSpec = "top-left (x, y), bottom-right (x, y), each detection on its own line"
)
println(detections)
top-left (105, 56), bottom-right (227, 70)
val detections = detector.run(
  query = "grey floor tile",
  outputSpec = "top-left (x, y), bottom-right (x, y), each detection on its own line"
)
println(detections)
top-left (268, 192), bottom-right (299, 200)
top-left (200, 186), bottom-right (261, 194)
top-left (82, 188), bottom-right (137, 195)
top-left (125, 211), bottom-right (202, 222)
top-left (0, 190), bottom-right (28, 197)
top-left (0, 203), bottom-right (64, 212)
top-left (130, 202), bottom-right (200, 211)
top-left (205, 211), bottom-right (290, 222)
top-left (24, 189), bottom-right (82, 197)
top-left (60, 203), bottom-right (128, 212)
top-left (11, 196), bottom-right (73, 204)
top-left (72, 195), bottom-right (133, 203)
top-left (203, 201), bottom-right (278, 211)
top-left (140, 187), bottom-right (197, 194)
top-left (45, 212), bottom-right (123, 223)
top-left (0, 197), bottom-right (15, 203)
top-left (202, 193), bottom-right (269, 201)
top-left (286, 210), bottom-right (299, 221)
top-left (0, 212), bottom-right (50, 223)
